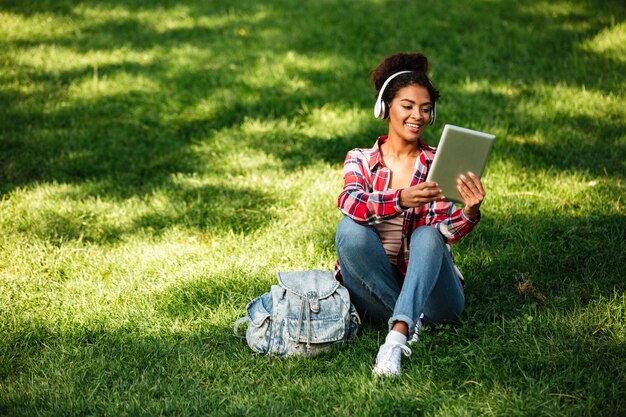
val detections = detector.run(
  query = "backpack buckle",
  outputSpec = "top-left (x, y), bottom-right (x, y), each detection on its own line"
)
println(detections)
top-left (307, 291), bottom-right (320, 313)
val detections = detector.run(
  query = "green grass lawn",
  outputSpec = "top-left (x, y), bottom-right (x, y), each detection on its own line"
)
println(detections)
top-left (1, 0), bottom-right (625, 416)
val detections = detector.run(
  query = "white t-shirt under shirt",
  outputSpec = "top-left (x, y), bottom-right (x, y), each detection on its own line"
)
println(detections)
top-left (374, 214), bottom-right (403, 265)
top-left (374, 154), bottom-right (419, 266)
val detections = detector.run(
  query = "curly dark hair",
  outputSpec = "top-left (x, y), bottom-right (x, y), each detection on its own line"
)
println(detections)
top-left (371, 52), bottom-right (440, 107)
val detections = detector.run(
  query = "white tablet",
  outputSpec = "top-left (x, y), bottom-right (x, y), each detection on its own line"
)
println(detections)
top-left (425, 124), bottom-right (495, 204)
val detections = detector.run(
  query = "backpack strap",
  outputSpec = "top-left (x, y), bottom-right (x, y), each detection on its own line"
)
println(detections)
top-left (233, 317), bottom-right (248, 339)
top-left (295, 292), bottom-right (320, 353)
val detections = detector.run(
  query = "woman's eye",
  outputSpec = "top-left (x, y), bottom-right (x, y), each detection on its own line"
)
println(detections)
top-left (402, 105), bottom-right (412, 110)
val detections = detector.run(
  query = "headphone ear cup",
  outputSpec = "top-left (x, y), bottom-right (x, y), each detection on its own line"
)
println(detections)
top-left (429, 103), bottom-right (436, 125)
top-left (374, 99), bottom-right (382, 119)
top-left (373, 70), bottom-right (413, 120)
top-left (374, 100), bottom-right (387, 119)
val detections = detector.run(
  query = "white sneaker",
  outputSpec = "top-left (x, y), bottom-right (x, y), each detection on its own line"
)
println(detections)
top-left (407, 319), bottom-right (423, 345)
top-left (372, 342), bottom-right (412, 377)
top-left (407, 332), bottom-right (419, 345)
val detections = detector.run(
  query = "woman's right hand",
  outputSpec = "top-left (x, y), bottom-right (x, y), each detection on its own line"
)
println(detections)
top-left (399, 182), bottom-right (444, 208)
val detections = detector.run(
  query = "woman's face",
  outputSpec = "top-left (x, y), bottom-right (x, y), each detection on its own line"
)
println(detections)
top-left (387, 84), bottom-right (433, 142)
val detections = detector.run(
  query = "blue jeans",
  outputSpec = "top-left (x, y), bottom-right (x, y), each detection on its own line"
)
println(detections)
top-left (335, 216), bottom-right (465, 333)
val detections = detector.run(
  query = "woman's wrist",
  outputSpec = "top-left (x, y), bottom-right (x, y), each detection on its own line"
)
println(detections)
top-left (398, 189), bottom-right (407, 209)
top-left (463, 206), bottom-right (480, 222)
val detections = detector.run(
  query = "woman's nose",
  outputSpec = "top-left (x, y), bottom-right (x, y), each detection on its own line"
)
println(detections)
top-left (412, 109), bottom-right (423, 121)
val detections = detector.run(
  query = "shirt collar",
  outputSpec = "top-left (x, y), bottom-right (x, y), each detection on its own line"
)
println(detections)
top-left (370, 135), bottom-right (433, 170)
top-left (369, 136), bottom-right (386, 171)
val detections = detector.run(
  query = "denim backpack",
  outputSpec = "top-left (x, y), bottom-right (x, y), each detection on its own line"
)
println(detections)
top-left (234, 269), bottom-right (360, 356)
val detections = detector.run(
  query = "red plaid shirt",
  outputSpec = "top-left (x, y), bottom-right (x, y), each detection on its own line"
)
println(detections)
top-left (335, 135), bottom-right (479, 281)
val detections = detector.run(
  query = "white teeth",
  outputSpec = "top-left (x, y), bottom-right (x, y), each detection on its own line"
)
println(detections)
top-left (406, 123), bottom-right (421, 128)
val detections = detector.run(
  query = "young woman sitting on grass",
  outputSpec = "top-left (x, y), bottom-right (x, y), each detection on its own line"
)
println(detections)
top-left (335, 52), bottom-right (486, 377)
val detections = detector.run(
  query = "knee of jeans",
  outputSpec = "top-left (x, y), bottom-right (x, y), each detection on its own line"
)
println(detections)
top-left (423, 302), bottom-right (464, 325)
top-left (336, 217), bottom-right (373, 253)
top-left (410, 226), bottom-right (445, 251)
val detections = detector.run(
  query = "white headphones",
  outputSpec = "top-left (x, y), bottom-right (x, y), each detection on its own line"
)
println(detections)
top-left (373, 70), bottom-right (436, 125)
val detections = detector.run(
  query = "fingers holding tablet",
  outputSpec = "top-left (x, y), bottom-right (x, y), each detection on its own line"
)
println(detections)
top-left (457, 172), bottom-right (485, 219)
top-left (399, 181), bottom-right (445, 209)
top-left (425, 125), bottom-right (495, 204)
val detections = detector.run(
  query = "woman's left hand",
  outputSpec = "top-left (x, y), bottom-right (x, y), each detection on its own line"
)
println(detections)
top-left (457, 172), bottom-right (485, 220)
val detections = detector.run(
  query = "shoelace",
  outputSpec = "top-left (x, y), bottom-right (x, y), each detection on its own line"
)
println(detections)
top-left (408, 320), bottom-right (422, 345)
top-left (380, 342), bottom-right (412, 362)
top-left (397, 343), bottom-right (412, 357)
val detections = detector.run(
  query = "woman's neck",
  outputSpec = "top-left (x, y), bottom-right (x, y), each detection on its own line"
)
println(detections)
top-left (383, 134), bottom-right (421, 160)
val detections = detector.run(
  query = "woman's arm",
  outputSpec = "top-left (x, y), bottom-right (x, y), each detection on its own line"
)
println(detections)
top-left (427, 201), bottom-right (479, 244)
top-left (337, 149), bottom-right (403, 224)
top-left (427, 171), bottom-right (486, 244)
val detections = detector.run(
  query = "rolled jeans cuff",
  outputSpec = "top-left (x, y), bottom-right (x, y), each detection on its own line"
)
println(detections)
top-left (388, 314), bottom-right (415, 334)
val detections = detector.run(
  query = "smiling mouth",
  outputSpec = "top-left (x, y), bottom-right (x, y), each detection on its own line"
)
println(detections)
top-left (405, 122), bottom-right (422, 129)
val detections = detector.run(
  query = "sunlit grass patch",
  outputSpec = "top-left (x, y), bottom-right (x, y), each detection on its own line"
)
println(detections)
top-left (0, 11), bottom-right (79, 42)
top-left (583, 20), bottom-right (626, 63)
top-left (69, 70), bottom-right (160, 99)
top-left (1, 0), bottom-right (625, 416)
top-left (520, 82), bottom-right (626, 122)
top-left (74, 1), bottom-right (270, 34)
top-left (11, 45), bottom-right (152, 73)
top-left (301, 105), bottom-right (371, 138)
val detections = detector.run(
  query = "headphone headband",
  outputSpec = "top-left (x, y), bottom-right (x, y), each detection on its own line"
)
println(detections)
top-left (373, 71), bottom-right (413, 119)
top-left (373, 70), bottom-right (436, 125)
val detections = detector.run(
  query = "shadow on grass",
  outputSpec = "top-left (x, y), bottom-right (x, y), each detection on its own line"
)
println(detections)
top-left (153, 266), bottom-right (274, 321)
top-left (2, 0), bottom-right (625, 199)
top-left (1, 280), bottom-right (624, 416)
top-left (8, 180), bottom-right (277, 246)
top-left (2, 1), bottom-right (625, 415)
top-left (455, 211), bottom-right (626, 325)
